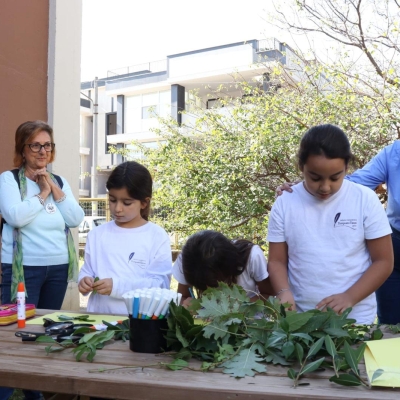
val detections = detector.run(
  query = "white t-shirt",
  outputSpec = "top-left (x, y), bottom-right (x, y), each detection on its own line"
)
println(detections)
top-left (267, 179), bottom-right (392, 324)
top-left (78, 221), bottom-right (172, 315)
top-left (172, 245), bottom-right (269, 298)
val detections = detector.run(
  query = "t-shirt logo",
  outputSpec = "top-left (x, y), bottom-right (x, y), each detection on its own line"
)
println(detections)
top-left (333, 212), bottom-right (357, 230)
top-left (334, 212), bottom-right (341, 227)
top-left (129, 252), bottom-right (135, 261)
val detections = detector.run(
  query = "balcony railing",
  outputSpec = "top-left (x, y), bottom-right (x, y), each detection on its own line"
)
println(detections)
top-left (107, 59), bottom-right (167, 78)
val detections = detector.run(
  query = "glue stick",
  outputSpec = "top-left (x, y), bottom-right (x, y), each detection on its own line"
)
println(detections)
top-left (17, 282), bottom-right (26, 328)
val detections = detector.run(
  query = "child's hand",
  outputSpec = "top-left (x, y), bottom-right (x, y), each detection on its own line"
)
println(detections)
top-left (181, 297), bottom-right (193, 308)
top-left (316, 292), bottom-right (354, 314)
top-left (276, 290), bottom-right (296, 311)
top-left (92, 278), bottom-right (113, 296)
top-left (78, 276), bottom-right (94, 295)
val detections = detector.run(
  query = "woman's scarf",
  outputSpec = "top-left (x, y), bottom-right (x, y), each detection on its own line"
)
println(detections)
top-left (11, 167), bottom-right (78, 301)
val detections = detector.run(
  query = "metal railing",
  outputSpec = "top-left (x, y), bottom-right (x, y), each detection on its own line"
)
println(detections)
top-left (107, 59), bottom-right (167, 78)
top-left (79, 198), bottom-right (111, 221)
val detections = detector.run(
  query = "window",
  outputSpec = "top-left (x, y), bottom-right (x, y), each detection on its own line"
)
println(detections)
top-left (207, 98), bottom-right (223, 109)
top-left (142, 105), bottom-right (158, 119)
top-left (105, 112), bottom-right (117, 153)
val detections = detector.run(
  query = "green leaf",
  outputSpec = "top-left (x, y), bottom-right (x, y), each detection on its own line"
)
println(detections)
top-left (371, 368), bottom-right (384, 383)
top-left (282, 341), bottom-right (295, 359)
top-left (343, 341), bottom-right (359, 375)
top-left (300, 357), bottom-right (325, 375)
top-left (291, 332), bottom-right (313, 342)
top-left (92, 276), bottom-right (99, 294)
top-left (222, 348), bottom-right (267, 378)
top-left (323, 328), bottom-right (349, 338)
top-left (203, 319), bottom-right (230, 340)
top-left (166, 359), bottom-right (188, 371)
top-left (175, 325), bottom-right (189, 347)
top-left (280, 318), bottom-right (289, 333)
top-left (44, 345), bottom-right (65, 354)
top-left (298, 313), bottom-right (330, 333)
top-left (324, 335), bottom-right (337, 357)
top-left (371, 329), bottom-right (383, 340)
top-left (284, 312), bottom-right (314, 332)
top-left (295, 342), bottom-right (304, 363)
top-left (329, 373), bottom-right (361, 386)
top-left (353, 342), bottom-right (366, 365)
top-left (306, 336), bottom-right (325, 358)
top-left (287, 368), bottom-right (297, 380)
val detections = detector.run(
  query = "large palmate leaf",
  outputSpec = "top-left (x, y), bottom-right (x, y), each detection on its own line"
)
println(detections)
top-left (222, 347), bottom-right (267, 377)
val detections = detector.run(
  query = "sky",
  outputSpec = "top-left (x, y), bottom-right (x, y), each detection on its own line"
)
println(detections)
top-left (81, 0), bottom-right (286, 82)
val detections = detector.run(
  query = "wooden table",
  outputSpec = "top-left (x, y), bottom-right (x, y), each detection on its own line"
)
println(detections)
top-left (0, 310), bottom-right (399, 400)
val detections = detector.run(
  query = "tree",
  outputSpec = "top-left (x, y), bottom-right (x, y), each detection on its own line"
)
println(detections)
top-left (273, 0), bottom-right (400, 87)
top-left (117, 1), bottom-right (400, 245)
top-left (128, 62), bottom-right (396, 245)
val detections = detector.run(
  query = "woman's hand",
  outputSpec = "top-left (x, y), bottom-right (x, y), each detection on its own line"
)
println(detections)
top-left (78, 276), bottom-right (94, 295)
top-left (92, 278), bottom-right (113, 296)
top-left (36, 174), bottom-right (51, 199)
top-left (36, 168), bottom-right (65, 201)
top-left (275, 180), bottom-right (302, 197)
top-left (276, 289), bottom-right (297, 311)
top-left (316, 292), bottom-right (355, 315)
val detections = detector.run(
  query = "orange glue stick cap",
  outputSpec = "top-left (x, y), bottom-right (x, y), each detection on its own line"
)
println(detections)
top-left (17, 282), bottom-right (25, 292)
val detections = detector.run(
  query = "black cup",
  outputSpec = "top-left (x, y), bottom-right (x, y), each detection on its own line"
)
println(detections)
top-left (129, 316), bottom-right (168, 353)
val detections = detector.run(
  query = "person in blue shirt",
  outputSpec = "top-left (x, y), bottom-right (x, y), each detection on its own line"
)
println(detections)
top-left (343, 141), bottom-right (400, 325)
top-left (276, 140), bottom-right (400, 324)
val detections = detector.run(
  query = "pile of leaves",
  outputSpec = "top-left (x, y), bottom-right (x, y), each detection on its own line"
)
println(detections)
top-left (37, 320), bottom-right (130, 362)
top-left (166, 283), bottom-right (384, 387)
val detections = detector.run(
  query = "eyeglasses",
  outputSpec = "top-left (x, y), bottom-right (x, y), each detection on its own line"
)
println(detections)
top-left (25, 142), bottom-right (55, 153)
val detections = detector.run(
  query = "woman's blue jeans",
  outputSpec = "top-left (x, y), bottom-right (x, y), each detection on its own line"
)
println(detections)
top-left (376, 227), bottom-right (400, 325)
top-left (1, 263), bottom-right (68, 309)
top-left (0, 263), bottom-right (68, 400)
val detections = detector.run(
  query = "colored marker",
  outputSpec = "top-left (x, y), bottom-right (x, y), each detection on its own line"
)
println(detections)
top-left (138, 293), bottom-right (148, 319)
top-left (145, 296), bottom-right (160, 319)
top-left (159, 295), bottom-right (173, 319)
top-left (152, 296), bottom-right (169, 320)
top-left (141, 295), bottom-right (152, 319)
top-left (132, 294), bottom-right (140, 318)
top-left (188, 287), bottom-right (196, 299)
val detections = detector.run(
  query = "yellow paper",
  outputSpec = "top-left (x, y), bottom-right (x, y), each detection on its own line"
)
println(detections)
top-left (26, 311), bottom-right (128, 326)
top-left (364, 337), bottom-right (400, 387)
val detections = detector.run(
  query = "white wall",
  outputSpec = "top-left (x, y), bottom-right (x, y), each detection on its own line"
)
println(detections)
top-left (47, 0), bottom-right (83, 311)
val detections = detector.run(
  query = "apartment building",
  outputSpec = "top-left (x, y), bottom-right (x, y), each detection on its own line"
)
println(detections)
top-left (80, 38), bottom-right (302, 198)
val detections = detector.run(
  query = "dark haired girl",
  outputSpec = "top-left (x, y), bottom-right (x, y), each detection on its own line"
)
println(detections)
top-left (268, 124), bottom-right (393, 324)
top-left (78, 161), bottom-right (172, 314)
top-left (173, 230), bottom-right (272, 306)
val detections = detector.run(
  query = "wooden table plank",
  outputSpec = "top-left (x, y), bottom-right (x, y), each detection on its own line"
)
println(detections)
top-left (0, 310), bottom-right (399, 399)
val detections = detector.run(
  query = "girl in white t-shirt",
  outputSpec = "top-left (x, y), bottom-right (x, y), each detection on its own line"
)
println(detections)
top-left (267, 124), bottom-right (393, 324)
top-left (173, 230), bottom-right (273, 306)
top-left (78, 161), bottom-right (172, 314)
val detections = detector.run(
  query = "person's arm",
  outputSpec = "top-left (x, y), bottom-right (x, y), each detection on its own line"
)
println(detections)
top-left (0, 171), bottom-right (44, 228)
top-left (275, 180), bottom-right (302, 197)
top-left (177, 283), bottom-right (194, 307)
top-left (247, 244), bottom-right (274, 300)
top-left (51, 177), bottom-right (84, 228)
top-left (255, 277), bottom-right (274, 300)
top-left (316, 235), bottom-right (393, 313)
top-left (267, 242), bottom-right (296, 310)
top-left (346, 146), bottom-right (388, 190)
